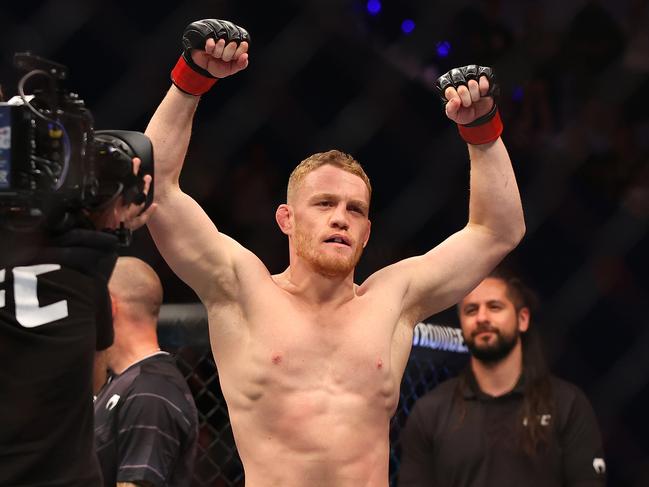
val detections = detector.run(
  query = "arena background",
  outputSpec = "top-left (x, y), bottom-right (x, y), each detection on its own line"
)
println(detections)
top-left (2, 0), bottom-right (648, 485)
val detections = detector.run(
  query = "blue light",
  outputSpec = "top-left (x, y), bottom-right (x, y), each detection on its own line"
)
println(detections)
top-left (512, 86), bottom-right (524, 102)
top-left (436, 40), bottom-right (451, 58)
top-left (401, 19), bottom-right (415, 34)
top-left (367, 0), bottom-right (381, 15)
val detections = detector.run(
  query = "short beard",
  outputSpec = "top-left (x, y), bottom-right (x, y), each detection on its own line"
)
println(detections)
top-left (464, 327), bottom-right (519, 364)
top-left (294, 226), bottom-right (363, 278)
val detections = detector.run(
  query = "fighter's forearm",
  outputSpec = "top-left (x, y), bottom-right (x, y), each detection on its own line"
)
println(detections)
top-left (144, 86), bottom-right (200, 198)
top-left (467, 138), bottom-right (525, 247)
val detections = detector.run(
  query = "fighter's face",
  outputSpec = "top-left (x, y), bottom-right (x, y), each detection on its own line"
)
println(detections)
top-left (291, 165), bottom-right (371, 277)
top-left (459, 278), bottom-right (528, 363)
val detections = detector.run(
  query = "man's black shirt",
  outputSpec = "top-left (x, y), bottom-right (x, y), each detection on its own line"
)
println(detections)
top-left (0, 229), bottom-right (118, 487)
top-left (94, 352), bottom-right (199, 487)
top-left (398, 371), bottom-right (607, 487)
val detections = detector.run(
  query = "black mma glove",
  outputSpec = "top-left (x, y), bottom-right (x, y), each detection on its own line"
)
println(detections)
top-left (435, 65), bottom-right (502, 145)
top-left (171, 19), bottom-right (251, 96)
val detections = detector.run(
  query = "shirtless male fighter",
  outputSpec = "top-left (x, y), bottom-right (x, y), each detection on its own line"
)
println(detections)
top-left (145, 19), bottom-right (525, 487)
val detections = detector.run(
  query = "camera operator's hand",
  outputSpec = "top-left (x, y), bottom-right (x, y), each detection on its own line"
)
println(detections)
top-left (116, 158), bottom-right (156, 230)
top-left (93, 158), bottom-right (156, 231)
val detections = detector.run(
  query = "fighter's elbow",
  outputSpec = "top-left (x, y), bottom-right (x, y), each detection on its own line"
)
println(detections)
top-left (484, 217), bottom-right (525, 252)
top-left (505, 217), bottom-right (526, 249)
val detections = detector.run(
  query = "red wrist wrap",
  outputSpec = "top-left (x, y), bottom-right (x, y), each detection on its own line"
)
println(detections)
top-left (171, 56), bottom-right (217, 96)
top-left (457, 108), bottom-right (503, 145)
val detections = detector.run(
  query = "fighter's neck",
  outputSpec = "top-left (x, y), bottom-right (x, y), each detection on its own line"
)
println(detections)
top-left (273, 266), bottom-right (357, 305)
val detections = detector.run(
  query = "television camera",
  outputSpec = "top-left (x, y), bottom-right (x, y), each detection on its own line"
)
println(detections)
top-left (0, 52), bottom-right (153, 244)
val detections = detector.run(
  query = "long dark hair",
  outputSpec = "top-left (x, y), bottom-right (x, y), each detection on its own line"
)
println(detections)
top-left (453, 268), bottom-right (554, 456)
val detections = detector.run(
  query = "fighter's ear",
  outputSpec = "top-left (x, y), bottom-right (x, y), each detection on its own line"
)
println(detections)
top-left (276, 204), bottom-right (292, 235)
top-left (362, 219), bottom-right (371, 248)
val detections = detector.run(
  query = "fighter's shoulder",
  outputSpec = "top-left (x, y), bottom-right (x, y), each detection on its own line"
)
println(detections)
top-left (199, 232), bottom-right (274, 304)
top-left (219, 232), bottom-right (272, 278)
top-left (358, 257), bottom-right (419, 295)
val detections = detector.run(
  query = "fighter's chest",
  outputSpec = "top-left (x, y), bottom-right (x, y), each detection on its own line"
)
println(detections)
top-left (249, 308), bottom-right (394, 389)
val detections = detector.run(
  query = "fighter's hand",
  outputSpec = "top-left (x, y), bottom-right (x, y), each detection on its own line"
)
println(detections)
top-left (442, 76), bottom-right (493, 125)
top-left (436, 65), bottom-right (496, 125)
top-left (191, 37), bottom-right (249, 79)
top-left (435, 65), bottom-right (503, 145)
top-left (171, 19), bottom-right (250, 96)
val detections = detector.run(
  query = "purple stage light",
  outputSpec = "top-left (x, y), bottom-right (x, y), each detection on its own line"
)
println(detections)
top-left (436, 40), bottom-right (451, 57)
top-left (512, 86), bottom-right (524, 101)
top-left (367, 0), bottom-right (381, 15)
top-left (401, 19), bottom-right (415, 34)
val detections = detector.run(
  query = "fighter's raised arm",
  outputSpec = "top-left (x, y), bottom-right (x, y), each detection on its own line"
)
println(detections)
top-left (145, 20), bottom-right (252, 303)
top-left (374, 65), bottom-right (526, 324)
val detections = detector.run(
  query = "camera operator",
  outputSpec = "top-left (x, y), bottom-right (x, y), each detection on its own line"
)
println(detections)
top-left (0, 57), bottom-right (156, 487)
